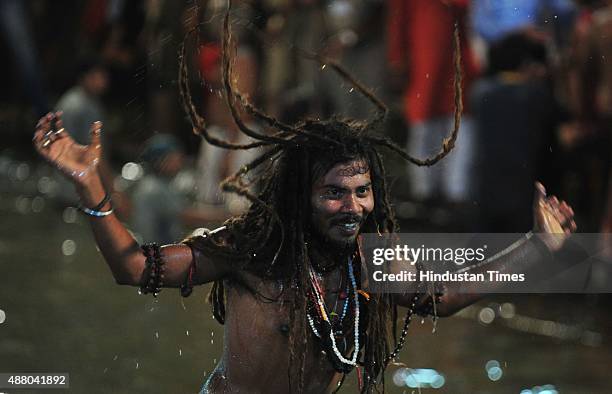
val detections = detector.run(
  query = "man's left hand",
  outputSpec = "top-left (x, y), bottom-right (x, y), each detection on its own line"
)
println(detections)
top-left (533, 182), bottom-right (577, 252)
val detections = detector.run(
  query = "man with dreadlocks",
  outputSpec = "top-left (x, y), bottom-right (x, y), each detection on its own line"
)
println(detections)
top-left (33, 2), bottom-right (578, 393)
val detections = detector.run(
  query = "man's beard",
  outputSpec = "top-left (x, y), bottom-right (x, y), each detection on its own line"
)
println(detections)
top-left (325, 234), bottom-right (357, 253)
top-left (313, 213), bottom-right (364, 255)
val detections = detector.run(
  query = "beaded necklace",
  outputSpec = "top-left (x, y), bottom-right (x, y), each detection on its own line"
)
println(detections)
top-left (307, 256), bottom-right (360, 367)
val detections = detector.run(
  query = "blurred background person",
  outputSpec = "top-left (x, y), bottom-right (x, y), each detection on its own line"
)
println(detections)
top-left (56, 56), bottom-right (109, 146)
top-left (470, 0), bottom-right (576, 64)
top-left (0, 0), bottom-right (49, 117)
top-left (131, 133), bottom-right (186, 244)
top-left (470, 32), bottom-right (559, 232)
top-left (387, 0), bottom-right (479, 229)
top-left (563, 0), bottom-right (612, 231)
top-left (190, 2), bottom-right (262, 221)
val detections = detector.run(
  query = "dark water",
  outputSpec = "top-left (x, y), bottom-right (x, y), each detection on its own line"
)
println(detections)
top-left (1, 160), bottom-right (611, 393)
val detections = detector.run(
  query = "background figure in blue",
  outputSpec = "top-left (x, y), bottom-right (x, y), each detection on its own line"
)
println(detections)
top-left (471, 0), bottom-right (576, 44)
top-left (132, 134), bottom-right (186, 244)
top-left (56, 56), bottom-right (109, 146)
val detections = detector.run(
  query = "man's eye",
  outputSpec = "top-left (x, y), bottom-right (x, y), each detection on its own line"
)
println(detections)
top-left (357, 187), bottom-right (370, 196)
top-left (325, 189), bottom-right (342, 198)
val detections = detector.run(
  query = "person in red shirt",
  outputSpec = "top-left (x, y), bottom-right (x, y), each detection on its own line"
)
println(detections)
top-left (388, 0), bottom-right (479, 204)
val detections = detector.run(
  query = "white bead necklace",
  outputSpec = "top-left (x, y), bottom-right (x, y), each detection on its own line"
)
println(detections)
top-left (307, 257), bottom-right (360, 366)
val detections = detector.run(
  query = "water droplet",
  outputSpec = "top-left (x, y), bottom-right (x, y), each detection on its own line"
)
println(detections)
top-left (31, 196), bottom-right (45, 212)
top-left (37, 176), bottom-right (54, 194)
top-left (478, 307), bottom-right (495, 324)
top-left (155, 332), bottom-right (159, 339)
top-left (136, 362), bottom-right (139, 369)
top-left (0, 309), bottom-right (6, 324)
top-left (485, 360), bottom-right (500, 372)
top-left (15, 196), bottom-right (30, 214)
top-left (186, 330), bottom-right (190, 336)
top-left (121, 162), bottom-right (144, 181)
top-left (15, 163), bottom-right (30, 181)
top-left (179, 348), bottom-right (182, 356)
top-left (62, 240), bottom-right (77, 256)
top-left (431, 374), bottom-right (445, 388)
top-left (500, 303), bottom-right (515, 319)
top-left (113, 355), bottom-right (118, 361)
top-left (62, 207), bottom-right (78, 223)
top-left (487, 366), bottom-right (503, 381)
top-left (103, 367), bottom-right (108, 374)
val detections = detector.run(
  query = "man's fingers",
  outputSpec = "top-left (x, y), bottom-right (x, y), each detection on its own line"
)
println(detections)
top-left (90, 121), bottom-right (103, 149)
top-left (548, 196), bottom-right (560, 207)
top-left (44, 113), bottom-right (54, 133)
top-left (33, 129), bottom-right (44, 144)
top-left (36, 114), bottom-right (51, 133)
top-left (55, 112), bottom-right (64, 131)
top-left (560, 201), bottom-right (574, 216)
top-left (33, 130), bottom-right (47, 152)
top-left (534, 181), bottom-right (546, 209)
top-left (558, 201), bottom-right (573, 219)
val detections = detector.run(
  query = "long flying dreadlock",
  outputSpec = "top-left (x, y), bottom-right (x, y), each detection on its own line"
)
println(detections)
top-left (179, 1), bottom-right (463, 392)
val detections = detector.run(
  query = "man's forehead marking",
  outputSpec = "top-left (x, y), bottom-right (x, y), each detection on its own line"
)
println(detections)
top-left (334, 161), bottom-right (370, 178)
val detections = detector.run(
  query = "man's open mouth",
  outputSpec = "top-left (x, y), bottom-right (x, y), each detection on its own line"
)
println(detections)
top-left (340, 222), bottom-right (358, 231)
top-left (334, 219), bottom-right (361, 235)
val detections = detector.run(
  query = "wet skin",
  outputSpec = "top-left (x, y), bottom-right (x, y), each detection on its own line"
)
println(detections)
top-left (203, 160), bottom-right (374, 393)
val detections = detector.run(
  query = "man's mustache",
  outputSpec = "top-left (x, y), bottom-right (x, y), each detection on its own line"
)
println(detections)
top-left (330, 214), bottom-right (364, 226)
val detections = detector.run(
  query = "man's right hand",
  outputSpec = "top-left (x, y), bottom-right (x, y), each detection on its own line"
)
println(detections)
top-left (33, 112), bottom-right (103, 188)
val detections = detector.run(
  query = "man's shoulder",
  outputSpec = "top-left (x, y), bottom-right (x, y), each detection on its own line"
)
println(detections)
top-left (187, 226), bottom-right (238, 250)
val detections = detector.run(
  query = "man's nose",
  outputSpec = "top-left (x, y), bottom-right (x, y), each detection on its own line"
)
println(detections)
top-left (341, 194), bottom-right (361, 213)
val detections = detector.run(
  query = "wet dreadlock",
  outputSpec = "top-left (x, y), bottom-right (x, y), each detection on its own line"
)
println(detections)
top-left (179, 1), bottom-right (463, 393)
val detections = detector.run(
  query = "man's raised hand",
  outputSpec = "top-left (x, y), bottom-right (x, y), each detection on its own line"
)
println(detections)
top-left (33, 112), bottom-right (103, 187)
top-left (533, 181), bottom-right (577, 252)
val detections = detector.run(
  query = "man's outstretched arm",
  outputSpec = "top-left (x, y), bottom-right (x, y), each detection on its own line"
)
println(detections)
top-left (396, 182), bottom-right (577, 316)
top-left (33, 113), bottom-right (231, 287)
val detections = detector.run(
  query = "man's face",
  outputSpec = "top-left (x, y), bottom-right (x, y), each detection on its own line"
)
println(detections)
top-left (310, 159), bottom-right (374, 249)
